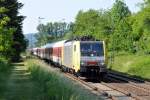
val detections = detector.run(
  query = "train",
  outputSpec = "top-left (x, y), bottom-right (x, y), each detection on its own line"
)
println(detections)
top-left (31, 39), bottom-right (107, 80)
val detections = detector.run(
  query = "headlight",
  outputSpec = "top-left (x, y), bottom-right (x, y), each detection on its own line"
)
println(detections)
top-left (81, 61), bottom-right (87, 66)
top-left (101, 62), bottom-right (105, 65)
top-left (98, 60), bottom-right (105, 66)
top-left (100, 59), bottom-right (104, 63)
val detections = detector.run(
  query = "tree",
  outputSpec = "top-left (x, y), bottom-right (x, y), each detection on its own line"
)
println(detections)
top-left (35, 22), bottom-right (72, 46)
top-left (110, 0), bottom-right (133, 52)
top-left (63, 22), bottom-right (74, 39)
top-left (131, 0), bottom-right (150, 54)
top-left (0, 16), bottom-right (14, 58)
top-left (73, 9), bottom-right (112, 40)
top-left (35, 24), bottom-right (50, 46)
top-left (0, 2), bottom-right (14, 59)
top-left (144, 0), bottom-right (150, 6)
top-left (74, 10), bottom-right (99, 37)
top-left (0, 0), bottom-right (27, 61)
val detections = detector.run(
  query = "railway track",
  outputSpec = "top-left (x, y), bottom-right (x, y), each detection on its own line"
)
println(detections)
top-left (105, 71), bottom-right (150, 100)
top-left (108, 71), bottom-right (150, 91)
top-left (41, 60), bottom-right (150, 100)
top-left (64, 73), bottom-right (136, 100)
top-left (64, 71), bottom-right (150, 100)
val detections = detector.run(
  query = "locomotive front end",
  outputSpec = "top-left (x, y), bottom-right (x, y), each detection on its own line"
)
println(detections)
top-left (80, 41), bottom-right (107, 79)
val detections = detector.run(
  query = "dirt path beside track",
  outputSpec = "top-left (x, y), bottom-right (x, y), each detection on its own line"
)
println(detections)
top-left (2, 62), bottom-right (43, 100)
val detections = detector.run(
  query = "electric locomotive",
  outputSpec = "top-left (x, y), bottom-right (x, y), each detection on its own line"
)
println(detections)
top-left (62, 39), bottom-right (107, 80)
top-left (80, 41), bottom-right (107, 78)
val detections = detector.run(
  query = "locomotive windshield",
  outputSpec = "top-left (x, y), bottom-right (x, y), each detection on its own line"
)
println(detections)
top-left (80, 42), bottom-right (104, 57)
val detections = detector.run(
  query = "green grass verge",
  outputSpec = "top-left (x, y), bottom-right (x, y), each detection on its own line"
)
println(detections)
top-left (26, 59), bottom-right (101, 100)
top-left (109, 54), bottom-right (150, 80)
top-left (0, 58), bottom-right (11, 72)
top-left (0, 58), bottom-right (12, 98)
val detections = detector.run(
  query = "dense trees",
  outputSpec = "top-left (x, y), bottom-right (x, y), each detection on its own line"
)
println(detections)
top-left (35, 0), bottom-right (149, 55)
top-left (0, 0), bottom-right (27, 61)
top-left (35, 22), bottom-right (73, 46)
top-left (73, 0), bottom-right (150, 54)
top-left (73, 0), bottom-right (134, 53)
top-left (0, 1), bottom-right (13, 59)
top-left (110, 0), bottom-right (133, 52)
top-left (131, 0), bottom-right (150, 54)
top-left (73, 9), bottom-right (112, 40)
top-left (0, 13), bottom-right (13, 58)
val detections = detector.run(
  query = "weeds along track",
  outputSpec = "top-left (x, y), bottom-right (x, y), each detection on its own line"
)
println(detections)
top-left (37, 59), bottom-right (149, 100)
top-left (105, 71), bottom-right (150, 100)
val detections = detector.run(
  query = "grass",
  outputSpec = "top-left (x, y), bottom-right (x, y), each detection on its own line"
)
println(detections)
top-left (108, 54), bottom-right (150, 80)
top-left (0, 58), bottom-right (51, 100)
top-left (0, 58), bottom-right (12, 99)
top-left (0, 58), bottom-right (11, 72)
top-left (0, 57), bottom-right (100, 100)
top-left (26, 59), bottom-right (101, 100)
top-left (4, 62), bottom-right (44, 100)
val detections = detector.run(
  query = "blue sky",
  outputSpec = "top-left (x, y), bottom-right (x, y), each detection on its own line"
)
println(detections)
top-left (18, 0), bottom-right (143, 34)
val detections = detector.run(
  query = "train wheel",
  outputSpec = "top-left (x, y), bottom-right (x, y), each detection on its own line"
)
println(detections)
top-left (61, 66), bottom-right (64, 72)
top-left (61, 66), bottom-right (67, 72)
top-left (75, 71), bottom-right (80, 78)
top-left (69, 69), bottom-right (75, 74)
top-left (98, 72), bottom-right (107, 82)
top-left (72, 69), bottom-right (75, 75)
top-left (96, 73), bottom-right (101, 82)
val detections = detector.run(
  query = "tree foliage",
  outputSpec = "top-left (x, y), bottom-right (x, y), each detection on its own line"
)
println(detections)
top-left (35, 0), bottom-right (150, 55)
top-left (0, 0), bottom-right (27, 61)
top-left (131, 0), bottom-right (150, 54)
top-left (110, 0), bottom-right (133, 52)
top-left (35, 22), bottom-right (73, 46)
top-left (0, 22), bottom-right (14, 58)
top-left (73, 9), bottom-right (112, 40)
top-left (0, 2), bottom-right (13, 58)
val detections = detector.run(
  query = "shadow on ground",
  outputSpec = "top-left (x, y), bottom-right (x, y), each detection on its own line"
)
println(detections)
top-left (0, 62), bottom-right (44, 100)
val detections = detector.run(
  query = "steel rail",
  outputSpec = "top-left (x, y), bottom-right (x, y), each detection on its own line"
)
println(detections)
top-left (105, 73), bottom-right (150, 100)
top-left (64, 73), bottom-right (134, 100)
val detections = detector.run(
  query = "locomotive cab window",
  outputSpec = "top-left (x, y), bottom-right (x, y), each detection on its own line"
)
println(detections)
top-left (80, 42), bottom-right (104, 57)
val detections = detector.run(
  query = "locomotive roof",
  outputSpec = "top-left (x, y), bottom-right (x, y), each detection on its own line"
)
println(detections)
top-left (41, 40), bottom-right (67, 48)
top-left (65, 40), bottom-right (104, 43)
top-left (32, 47), bottom-right (39, 50)
top-left (52, 40), bottom-right (66, 47)
top-left (38, 39), bottom-right (104, 49)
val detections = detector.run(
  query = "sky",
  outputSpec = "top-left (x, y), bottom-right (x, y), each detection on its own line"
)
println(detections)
top-left (18, 0), bottom-right (144, 34)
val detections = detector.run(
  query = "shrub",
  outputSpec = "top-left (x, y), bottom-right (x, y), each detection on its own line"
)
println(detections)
top-left (27, 59), bottom-right (100, 100)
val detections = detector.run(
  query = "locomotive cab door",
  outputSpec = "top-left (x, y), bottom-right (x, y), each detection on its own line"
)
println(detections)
top-left (73, 41), bottom-right (80, 72)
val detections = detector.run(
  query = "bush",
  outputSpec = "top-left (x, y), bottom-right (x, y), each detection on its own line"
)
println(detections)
top-left (0, 57), bottom-right (11, 72)
top-left (109, 54), bottom-right (150, 79)
top-left (27, 59), bottom-right (100, 100)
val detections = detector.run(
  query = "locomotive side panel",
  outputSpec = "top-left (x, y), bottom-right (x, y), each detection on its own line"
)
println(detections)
top-left (62, 42), bottom-right (73, 68)
top-left (103, 41), bottom-right (108, 66)
top-left (72, 41), bottom-right (80, 72)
